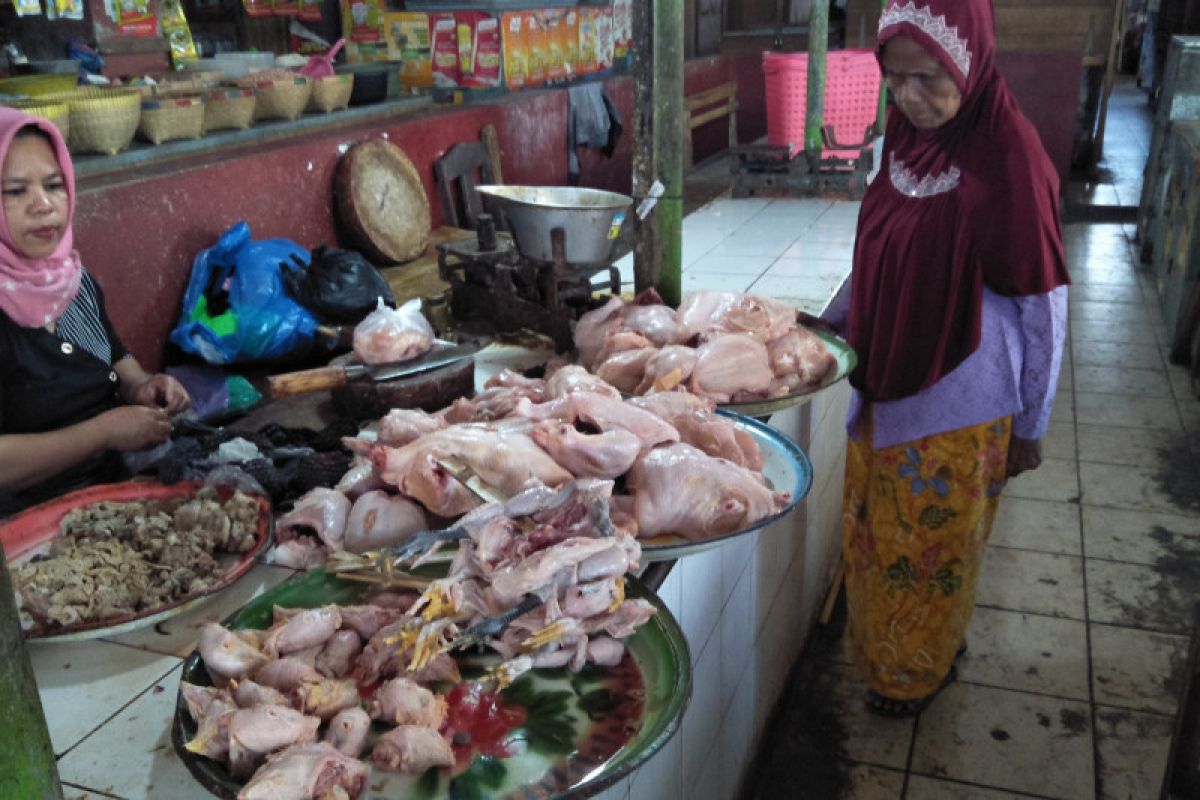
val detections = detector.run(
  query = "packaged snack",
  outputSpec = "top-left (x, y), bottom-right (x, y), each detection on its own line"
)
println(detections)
top-left (543, 8), bottom-right (564, 83)
top-left (596, 6), bottom-right (613, 72)
top-left (46, 0), bottom-right (84, 21)
top-left (431, 13), bottom-right (460, 88)
top-left (387, 12), bottom-right (432, 89)
top-left (466, 15), bottom-right (501, 89)
top-left (159, 0), bottom-right (198, 65)
top-left (577, 8), bottom-right (598, 76)
top-left (562, 9), bottom-right (579, 79)
top-left (525, 11), bottom-right (545, 87)
top-left (502, 12), bottom-right (526, 90)
top-left (117, 0), bottom-right (158, 35)
top-left (613, 0), bottom-right (632, 59)
top-left (342, 0), bottom-right (384, 44)
top-left (13, 0), bottom-right (41, 17)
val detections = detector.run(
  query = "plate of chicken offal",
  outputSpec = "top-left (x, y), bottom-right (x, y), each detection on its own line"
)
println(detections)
top-left (172, 480), bottom-right (691, 800)
top-left (576, 289), bottom-right (857, 419)
top-left (1, 477), bottom-right (273, 641)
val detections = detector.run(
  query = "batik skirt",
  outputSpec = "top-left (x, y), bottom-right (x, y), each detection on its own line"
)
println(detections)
top-left (841, 413), bottom-right (1012, 701)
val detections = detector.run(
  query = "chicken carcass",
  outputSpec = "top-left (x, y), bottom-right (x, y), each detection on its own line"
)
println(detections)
top-left (370, 726), bottom-right (456, 775)
top-left (232, 679), bottom-right (287, 709)
top-left (324, 707), bottom-right (371, 758)
top-left (252, 656), bottom-right (324, 693)
top-left (634, 345), bottom-right (697, 395)
top-left (289, 678), bottom-right (360, 721)
top-left (262, 606), bottom-right (341, 657)
top-left (236, 741), bottom-right (367, 800)
top-left (621, 303), bottom-right (678, 347)
top-left (199, 623), bottom-right (269, 680)
top-left (574, 296), bottom-right (625, 368)
top-left (343, 490), bottom-right (429, 553)
top-left (674, 291), bottom-right (796, 344)
top-left (626, 443), bottom-right (790, 538)
top-left (531, 422), bottom-right (643, 480)
top-left (272, 488), bottom-right (351, 569)
top-left (595, 347), bottom-right (658, 394)
top-left (368, 677), bottom-right (447, 727)
top-left (689, 333), bottom-right (774, 403)
top-left (668, 410), bottom-right (763, 471)
top-left (545, 364), bottom-right (622, 400)
top-left (315, 630), bottom-right (362, 679)
top-left (227, 704), bottom-right (321, 778)
top-left (377, 408), bottom-right (448, 447)
top-left (767, 326), bottom-right (837, 388)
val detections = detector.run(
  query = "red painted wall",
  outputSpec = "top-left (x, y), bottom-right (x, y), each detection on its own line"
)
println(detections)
top-left (75, 53), bottom-right (766, 371)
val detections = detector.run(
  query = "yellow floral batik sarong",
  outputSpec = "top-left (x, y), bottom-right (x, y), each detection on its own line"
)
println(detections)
top-left (842, 414), bottom-right (1012, 701)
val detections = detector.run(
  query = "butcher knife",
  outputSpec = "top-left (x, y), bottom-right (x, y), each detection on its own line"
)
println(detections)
top-left (267, 342), bottom-right (479, 398)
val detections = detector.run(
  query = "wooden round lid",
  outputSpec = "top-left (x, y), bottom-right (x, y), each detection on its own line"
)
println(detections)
top-left (335, 139), bottom-right (431, 264)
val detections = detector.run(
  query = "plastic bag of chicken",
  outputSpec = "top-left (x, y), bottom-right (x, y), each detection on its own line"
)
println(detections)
top-left (352, 297), bottom-right (435, 364)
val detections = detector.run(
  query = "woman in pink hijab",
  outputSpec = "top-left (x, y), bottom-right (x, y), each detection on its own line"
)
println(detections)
top-left (0, 109), bottom-right (189, 515)
top-left (821, 0), bottom-right (1070, 716)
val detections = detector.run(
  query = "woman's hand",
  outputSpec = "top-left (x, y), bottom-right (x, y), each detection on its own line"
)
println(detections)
top-left (97, 406), bottom-right (172, 451)
top-left (1006, 436), bottom-right (1042, 478)
top-left (128, 373), bottom-right (191, 415)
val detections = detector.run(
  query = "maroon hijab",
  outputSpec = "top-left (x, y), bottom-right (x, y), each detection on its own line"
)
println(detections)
top-left (846, 0), bottom-right (1069, 402)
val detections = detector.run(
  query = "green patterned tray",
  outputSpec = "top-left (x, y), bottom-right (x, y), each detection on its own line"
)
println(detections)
top-left (172, 567), bottom-right (690, 799)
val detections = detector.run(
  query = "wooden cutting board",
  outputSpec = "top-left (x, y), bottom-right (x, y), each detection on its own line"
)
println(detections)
top-left (335, 139), bottom-right (431, 264)
top-left (330, 356), bottom-right (475, 420)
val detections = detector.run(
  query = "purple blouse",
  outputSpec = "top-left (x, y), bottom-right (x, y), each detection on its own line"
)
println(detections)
top-left (822, 281), bottom-right (1068, 448)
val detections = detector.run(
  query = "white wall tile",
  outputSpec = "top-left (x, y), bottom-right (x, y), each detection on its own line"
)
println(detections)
top-left (720, 567), bottom-right (756, 719)
top-left (678, 547), bottom-right (725, 665)
top-left (592, 777), bottom-right (631, 800)
top-left (686, 734), bottom-right (725, 800)
top-left (720, 666), bottom-right (759, 800)
top-left (681, 629), bottom-right (723, 794)
top-left (719, 532), bottom-right (756, 599)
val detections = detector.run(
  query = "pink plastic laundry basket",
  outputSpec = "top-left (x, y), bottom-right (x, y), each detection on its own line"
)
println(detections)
top-left (764, 48), bottom-right (881, 159)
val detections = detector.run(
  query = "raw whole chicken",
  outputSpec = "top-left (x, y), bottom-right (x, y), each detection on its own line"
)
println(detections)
top-left (368, 677), bottom-right (447, 727)
top-left (315, 630), bottom-right (362, 679)
top-left (252, 656), bottom-right (324, 693)
top-left (289, 678), bottom-right (360, 721)
top-left (262, 606), bottom-right (341, 657)
top-left (626, 443), bottom-right (790, 538)
top-left (767, 326), bottom-right (837, 387)
top-left (376, 408), bottom-right (447, 447)
top-left (199, 622), bottom-right (269, 680)
top-left (545, 364), bottom-right (621, 400)
top-left (232, 679), bottom-right (287, 709)
top-left (634, 345), bottom-right (698, 394)
top-left (483, 368), bottom-right (547, 401)
top-left (324, 707), bottom-right (372, 758)
top-left (227, 704), bottom-right (321, 777)
top-left (236, 741), bottom-right (367, 800)
top-left (530, 421), bottom-right (643, 480)
top-left (343, 490), bottom-right (429, 553)
top-left (352, 298), bottom-right (434, 365)
top-left (595, 347), bottom-right (657, 394)
top-left (621, 303), bottom-right (678, 346)
top-left (674, 290), bottom-right (795, 344)
top-left (574, 296), bottom-right (625, 368)
top-left (273, 488), bottom-right (350, 569)
top-left (667, 410), bottom-right (764, 471)
top-left (689, 333), bottom-right (774, 403)
top-left (370, 726), bottom-right (455, 775)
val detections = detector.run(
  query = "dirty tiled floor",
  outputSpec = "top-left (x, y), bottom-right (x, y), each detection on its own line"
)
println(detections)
top-left (742, 79), bottom-right (1200, 799)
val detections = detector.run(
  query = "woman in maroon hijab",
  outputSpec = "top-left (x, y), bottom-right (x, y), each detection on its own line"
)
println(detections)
top-left (826, 0), bottom-right (1070, 716)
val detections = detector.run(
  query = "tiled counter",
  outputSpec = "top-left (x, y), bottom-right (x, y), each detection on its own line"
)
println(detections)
top-left (31, 197), bottom-right (856, 800)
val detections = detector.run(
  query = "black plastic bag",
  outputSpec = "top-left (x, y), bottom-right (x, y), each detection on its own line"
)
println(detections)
top-left (284, 245), bottom-right (396, 324)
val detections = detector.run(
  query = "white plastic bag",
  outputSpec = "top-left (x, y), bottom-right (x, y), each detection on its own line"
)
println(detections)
top-left (352, 298), bottom-right (435, 364)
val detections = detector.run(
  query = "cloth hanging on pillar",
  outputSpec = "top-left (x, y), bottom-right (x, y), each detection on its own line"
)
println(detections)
top-left (567, 83), bottom-right (623, 184)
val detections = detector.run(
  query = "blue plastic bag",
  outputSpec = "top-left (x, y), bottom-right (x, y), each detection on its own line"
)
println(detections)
top-left (170, 221), bottom-right (318, 365)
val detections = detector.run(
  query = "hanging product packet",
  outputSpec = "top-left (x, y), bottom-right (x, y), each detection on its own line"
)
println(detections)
top-left (543, 9), bottom-right (564, 83)
top-left (388, 12), bottom-right (432, 89)
top-left (13, 0), bottom-right (41, 16)
top-left (116, 0), bottom-right (157, 35)
top-left (525, 10), bottom-right (545, 87)
top-left (469, 15), bottom-right (501, 89)
top-left (46, 0), bottom-right (84, 21)
top-left (501, 11), bottom-right (526, 90)
top-left (159, 0), bottom-right (198, 66)
top-left (561, 9), bottom-right (579, 80)
top-left (430, 13), bottom-right (460, 88)
top-left (273, 0), bottom-right (299, 17)
top-left (577, 8), bottom-right (598, 76)
top-left (612, 0), bottom-right (632, 60)
top-left (596, 6), bottom-right (613, 71)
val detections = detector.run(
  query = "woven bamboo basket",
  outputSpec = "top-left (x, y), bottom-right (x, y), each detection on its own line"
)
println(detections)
top-left (306, 74), bottom-right (353, 114)
top-left (2, 99), bottom-right (70, 142)
top-left (41, 88), bottom-right (141, 155)
top-left (138, 95), bottom-right (205, 145)
top-left (201, 88), bottom-right (257, 132)
top-left (239, 75), bottom-right (311, 121)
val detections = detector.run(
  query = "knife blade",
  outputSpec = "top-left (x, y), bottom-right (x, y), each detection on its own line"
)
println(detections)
top-left (267, 341), bottom-right (480, 398)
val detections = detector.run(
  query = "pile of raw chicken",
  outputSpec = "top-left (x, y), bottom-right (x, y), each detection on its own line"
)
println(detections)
top-left (272, 360), bottom-right (791, 569)
top-left (575, 289), bottom-right (837, 403)
top-left (182, 480), bottom-right (655, 799)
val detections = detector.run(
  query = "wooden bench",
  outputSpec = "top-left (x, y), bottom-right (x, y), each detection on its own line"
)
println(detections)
top-left (684, 81), bottom-right (738, 172)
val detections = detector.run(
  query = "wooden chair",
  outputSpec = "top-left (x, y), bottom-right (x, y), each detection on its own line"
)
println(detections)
top-left (683, 81), bottom-right (738, 172)
top-left (433, 141), bottom-right (499, 230)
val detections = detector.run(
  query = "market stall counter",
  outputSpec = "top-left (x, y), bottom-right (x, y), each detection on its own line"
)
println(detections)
top-left (23, 256), bottom-right (852, 800)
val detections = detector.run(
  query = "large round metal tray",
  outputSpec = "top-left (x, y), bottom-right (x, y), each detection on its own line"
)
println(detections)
top-left (1, 479), bottom-right (273, 642)
top-left (638, 410), bottom-right (813, 561)
top-left (172, 566), bottom-right (691, 800)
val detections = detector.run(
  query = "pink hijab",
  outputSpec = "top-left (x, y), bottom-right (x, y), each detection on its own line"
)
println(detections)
top-left (0, 108), bottom-right (82, 328)
top-left (846, 0), bottom-right (1070, 402)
